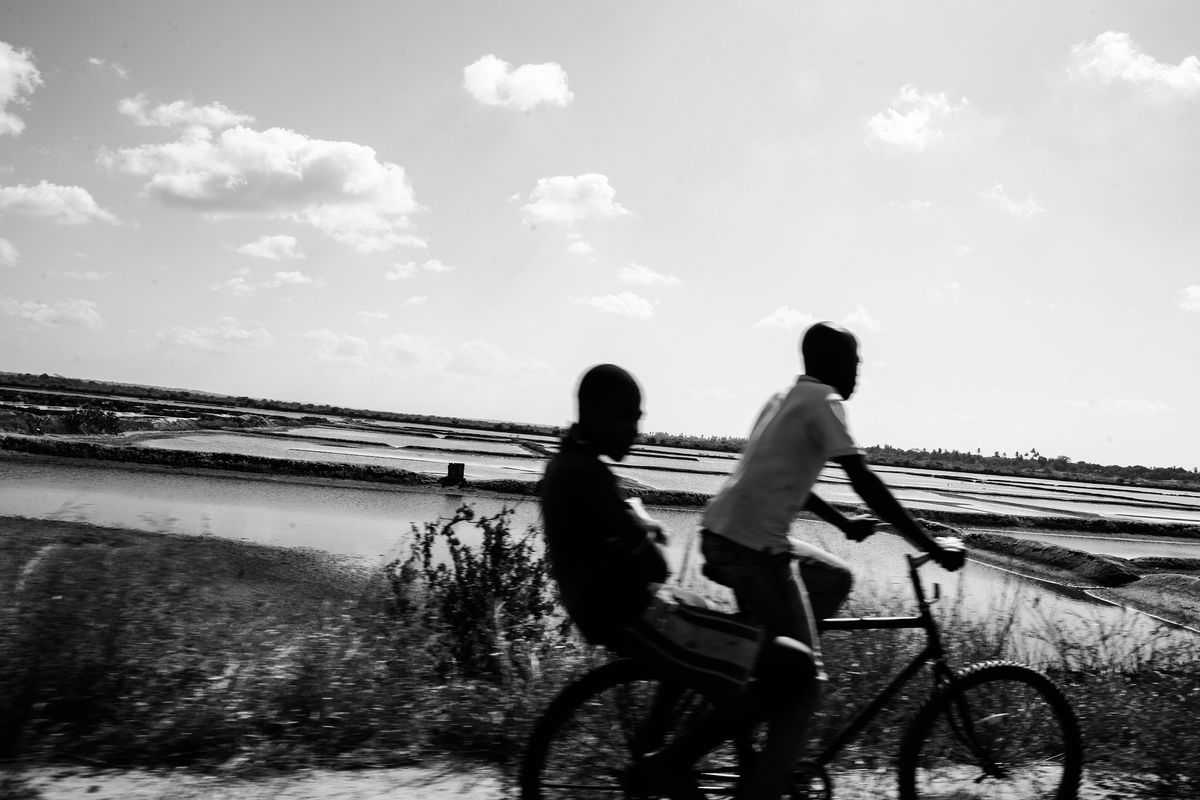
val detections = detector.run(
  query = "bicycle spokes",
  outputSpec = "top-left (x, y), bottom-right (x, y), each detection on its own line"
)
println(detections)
top-left (901, 663), bottom-right (1081, 799)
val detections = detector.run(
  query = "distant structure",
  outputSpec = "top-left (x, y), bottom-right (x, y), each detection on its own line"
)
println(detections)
top-left (439, 462), bottom-right (466, 487)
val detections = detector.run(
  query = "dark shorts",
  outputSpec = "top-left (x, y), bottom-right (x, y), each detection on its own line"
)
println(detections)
top-left (700, 529), bottom-right (854, 628)
top-left (699, 530), bottom-right (853, 679)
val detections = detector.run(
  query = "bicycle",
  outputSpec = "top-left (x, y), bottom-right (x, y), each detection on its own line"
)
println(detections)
top-left (520, 545), bottom-right (1083, 799)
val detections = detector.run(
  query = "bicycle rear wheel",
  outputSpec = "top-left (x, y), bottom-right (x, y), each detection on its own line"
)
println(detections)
top-left (897, 660), bottom-right (1082, 800)
top-left (520, 659), bottom-right (744, 799)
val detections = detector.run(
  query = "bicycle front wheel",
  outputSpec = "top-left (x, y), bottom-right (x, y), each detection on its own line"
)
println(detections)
top-left (897, 661), bottom-right (1082, 800)
top-left (520, 659), bottom-right (744, 799)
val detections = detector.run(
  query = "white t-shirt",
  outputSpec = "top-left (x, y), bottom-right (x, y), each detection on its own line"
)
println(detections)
top-left (702, 375), bottom-right (863, 553)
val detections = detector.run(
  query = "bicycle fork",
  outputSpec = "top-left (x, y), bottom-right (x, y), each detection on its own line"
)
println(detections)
top-left (938, 673), bottom-right (1009, 782)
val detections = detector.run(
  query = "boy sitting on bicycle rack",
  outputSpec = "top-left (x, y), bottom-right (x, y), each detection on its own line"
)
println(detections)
top-left (541, 364), bottom-right (824, 800)
top-left (699, 321), bottom-right (965, 799)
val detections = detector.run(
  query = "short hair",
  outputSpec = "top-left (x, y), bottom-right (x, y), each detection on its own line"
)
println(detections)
top-left (800, 322), bottom-right (858, 371)
top-left (577, 363), bottom-right (641, 419)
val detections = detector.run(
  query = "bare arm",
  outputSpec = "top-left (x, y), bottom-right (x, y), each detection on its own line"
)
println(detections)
top-left (834, 454), bottom-right (962, 568)
top-left (601, 496), bottom-right (669, 583)
top-left (623, 499), bottom-right (670, 581)
top-left (803, 492), bottom-right (876, 542)
top-left (617, 528), bottom-right (669, 583)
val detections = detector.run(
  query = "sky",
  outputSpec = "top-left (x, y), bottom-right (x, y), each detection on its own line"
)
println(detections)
top-left (1, 2), bottom-right (1199, 470)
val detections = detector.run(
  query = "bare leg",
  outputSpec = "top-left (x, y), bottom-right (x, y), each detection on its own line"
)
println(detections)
top-left (792, 541), bottom-right (853, 623)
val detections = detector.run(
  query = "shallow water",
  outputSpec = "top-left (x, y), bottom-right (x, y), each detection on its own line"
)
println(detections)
top-left (0, 454), bottom-right (541, 562)
top-left (127, 425), bottom-right (1200, 525)
top-left (2, 452), bottom-right (1195, 662)
top-left (987, 528), bottom-right (1200, 560)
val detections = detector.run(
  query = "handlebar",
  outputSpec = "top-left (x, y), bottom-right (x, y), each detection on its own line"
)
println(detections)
top-left (872, 522), bottom-right (966, 572)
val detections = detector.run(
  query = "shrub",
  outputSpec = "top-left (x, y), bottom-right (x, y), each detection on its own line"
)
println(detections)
top-left (61, 406), bottom-right (124, 435)
top-left (384, 504), bottom-right (569, 682)
top-left (1050, 631), bottom-right (1200, 798)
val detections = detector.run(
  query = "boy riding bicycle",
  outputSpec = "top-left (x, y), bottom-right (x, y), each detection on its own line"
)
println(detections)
top-left (541, 364), bottom-right (822, 800)
top-left (700, 321), bottom-right (965, 799)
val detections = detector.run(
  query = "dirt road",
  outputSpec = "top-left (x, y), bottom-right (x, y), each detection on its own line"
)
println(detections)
top-left (19, 765), bottom-right (505, 800)
top-left (19, 764), bottom-right (1142, 799)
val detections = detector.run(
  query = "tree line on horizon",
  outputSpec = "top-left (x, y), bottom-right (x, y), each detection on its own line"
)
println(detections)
top-left (3, 371), bottom-right (1198, 490)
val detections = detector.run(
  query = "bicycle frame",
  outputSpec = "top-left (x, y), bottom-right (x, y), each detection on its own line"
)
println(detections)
top-left (811, 552), bottom-right (958, 769)
top-left (520, 546), bottom-right (1075, 800)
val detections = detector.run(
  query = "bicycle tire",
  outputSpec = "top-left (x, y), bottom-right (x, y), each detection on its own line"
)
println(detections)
top-left (520, 659), bottom-right (745, 799)
top-left (896, 660), bottom-right (1083, 800)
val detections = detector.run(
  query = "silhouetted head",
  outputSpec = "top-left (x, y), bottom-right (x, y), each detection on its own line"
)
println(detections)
top-left (800, 322), bottom-right (860, 399)
top-left (576, 364), bottom-right (642, 461)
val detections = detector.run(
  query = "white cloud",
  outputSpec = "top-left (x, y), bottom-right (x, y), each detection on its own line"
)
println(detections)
top-left (65, 270), bottom-right (115, 280)
top-left (357, 310), bottom-right (390, 321)
top-left (0, 295), bottom-right (102, 328)
top-left (463, 54), bottom-right (573, 111)
top-left (212, 270), bottom-right (321, 293)
top-left (1069, 32), bottom-right (1200, 99)
top-left (118, 93), bottom-right (253, 129)
top-left (0, 181), bottom-right (117, 225)
top-left (269, 270), bottom-right (314, 286)
top-left (385, 262), bottom-right (416, 280)
top-left (87, 57), bottom-right (129, 79)
top-left (1178, 285), bottom-right (1200, 312)
top-left (522, 174), bottom-right (631, 226)
top-left (237, 234), bottom-right (305, 261)
top-left (866, 84), bottom-right (969, 152)
top-left (755, 305), bottom-right (880, 333)
top-left (101, 122), bottom-right (424, 253)
top-left (0, 41), bottom-right (42, 137)
top-left (841, 303), bottom-right (882, 332)
top-left (381, 332), bottom-right (450, 370)
top-left (157, 317), bottom-right (272, 353)
top-left (302, 329), bottom-right (370, 367)
top-left (446, 340), bottom-right (552, 380)
top-left (385, 259), bottom-right (451, 280)
top-left (982, 183), bottom-right (1046, 220)
top-left (567, 239), bottom-right (595, 257)
top-left (211, 276), bottom-right (256, 296)
top-left (618, 262), bottom-right (682, 287)
top-left (754, 306), bottom-right (815, 332)
top-left (952, 244), bottom-right (979, 258)
top-left (399, 295), bottom-right (428, 308)
top-left (0, 237), bottom-right (17, 266)
top-left (377, 334), bottom-right (552, 383)
top-left (578, 291), bottom-right (656, 320)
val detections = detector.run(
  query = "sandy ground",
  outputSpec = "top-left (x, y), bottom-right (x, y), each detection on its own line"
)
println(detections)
top-left (14, 763), bottom-right (1144, 799)
top-left (1092, 575), bottom-right (1200, 633)
top-left (17, 765), bottom-right (506, 800)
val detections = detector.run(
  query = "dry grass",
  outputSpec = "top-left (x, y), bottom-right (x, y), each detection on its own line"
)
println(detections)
top-left (2, 513), bottom-right (1198, 798)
